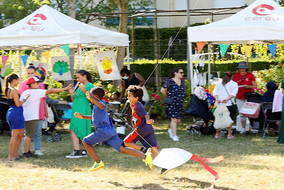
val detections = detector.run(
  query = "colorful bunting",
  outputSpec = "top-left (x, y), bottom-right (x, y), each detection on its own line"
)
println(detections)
top-left (42, 51), bottom-right (50, 63)
top-left (61, 44), bottom-right (70, 56)
top-left (197, 42), bottom-right (206, 54)
top-left (243, 45), bottom-right (253, 58)
top-left (267, 44), bottom-right (277, 57)
top-left (21, 55), bottom-right (29, 66)
top-left (219, 44), bottom-right (230, 57)
top-left (1, 56), bottom-right (9, 68)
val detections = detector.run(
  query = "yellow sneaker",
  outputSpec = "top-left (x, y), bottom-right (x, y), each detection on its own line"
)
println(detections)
top-left (88, 160), bottom-right (104, 172)
top-left (143, 148), bottom-right (154, 170)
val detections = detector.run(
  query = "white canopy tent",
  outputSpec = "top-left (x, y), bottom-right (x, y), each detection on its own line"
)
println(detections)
top-left (187, 0), bottom-right (284, 92)
top-left (0, 4), bottom-right (130, 71)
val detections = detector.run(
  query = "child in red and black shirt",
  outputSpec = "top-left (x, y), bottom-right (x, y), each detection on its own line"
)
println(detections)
top-left (124, 85), bottom-right (158, 157)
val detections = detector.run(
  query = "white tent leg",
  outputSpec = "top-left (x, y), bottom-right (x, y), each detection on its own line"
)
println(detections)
top-left (18, 51), bottom-right (22, 82)
top-left (79, 44), bottom-right (82, 69)
top-left (208, 43), bottom-right (211, 89)
top-left (127, 46), bottom-right (130, 70)
top-left (189, 42), bottom-right (194, 93)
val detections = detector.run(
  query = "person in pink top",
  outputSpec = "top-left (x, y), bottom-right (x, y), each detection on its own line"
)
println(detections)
top-left (233, 61), bottom-right (257, 134)
top-left (19, 64), bottom-right (47, 156)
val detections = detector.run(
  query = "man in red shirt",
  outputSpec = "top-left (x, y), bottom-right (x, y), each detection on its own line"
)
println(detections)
top-left (233, 61), bottom-right (257, 134)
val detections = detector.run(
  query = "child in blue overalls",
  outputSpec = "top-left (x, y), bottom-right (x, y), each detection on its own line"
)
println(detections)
top-left (74, 87), bottom-right (153, 172)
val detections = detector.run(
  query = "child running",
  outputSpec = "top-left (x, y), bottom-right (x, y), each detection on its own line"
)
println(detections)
top-left (124, 85), bottom-right (159, 157)
top-left (74, 87), bottom-right (153, 172)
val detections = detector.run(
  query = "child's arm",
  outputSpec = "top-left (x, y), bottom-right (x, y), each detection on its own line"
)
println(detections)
top-left (74, 112), bottom-right (92, 120)
top-left (85, 91), bottom-right (105, 110)
top-left (46, 84), bottom-right (72, 95)
top-left (145, 114), bottom-right (154, 124)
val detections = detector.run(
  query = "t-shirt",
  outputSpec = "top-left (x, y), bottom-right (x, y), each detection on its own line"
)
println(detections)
top-left (19, 80), bottom-right (46, 120)
top-left (233, 72), bottom-right (255, 99)
top-left (20, 89), bottom-right (46, 121)
top-left (62, 103), bottom-right (73, 119)
top-left (92, 100), bottom-right (110, 128)
top-left (133, 102), bottom-right (154, 136)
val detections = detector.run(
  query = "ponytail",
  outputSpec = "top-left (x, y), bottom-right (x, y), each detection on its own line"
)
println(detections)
top-left (4, 74), bottom-right (19, 97)
top-left (77, 70), bottom-right (92, 83)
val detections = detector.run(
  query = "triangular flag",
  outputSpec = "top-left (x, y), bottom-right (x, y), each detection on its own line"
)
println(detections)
top-left (62, 44), bottom-right (70, 55)
top-left (1, 56), bottom-right (9, 67)
top-left (267, 44), bottom-right (277, 57)
top-left (42, 51), bottom-right (50, 63)
top-left (219, 44), bottom-right (229, 57)
top-left (77, 44), bottom-right (82, 56)
top-left (243, 45), bottom-right (253, 57)
top-left (21, 55), bottom-right (29, 66)
top-left (197, 42), bottom-right (206, 54)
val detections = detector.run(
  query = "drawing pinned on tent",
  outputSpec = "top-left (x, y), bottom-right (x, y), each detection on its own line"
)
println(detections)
top-left (51, 56), bottom-right (71, 81)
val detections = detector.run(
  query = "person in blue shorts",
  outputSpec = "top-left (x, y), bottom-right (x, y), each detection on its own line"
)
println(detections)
top-left (74, 87), bottom-right (153, 172)
top-left (124, 85), bottom-right (159, 157)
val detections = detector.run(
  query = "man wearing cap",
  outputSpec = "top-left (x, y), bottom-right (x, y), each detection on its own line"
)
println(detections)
top-left (233, 61), bottom-right (257, 134)
top-left (20, 77), bottom-right (71, 158)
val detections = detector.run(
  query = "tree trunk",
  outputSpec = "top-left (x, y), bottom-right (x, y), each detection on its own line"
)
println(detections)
top-left (114, 0), bottom-right (128, 87)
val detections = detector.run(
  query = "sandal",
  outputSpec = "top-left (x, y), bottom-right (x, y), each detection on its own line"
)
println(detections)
top-left (214, 135), bottom-right (220, 139)
top-left (227, 136), bottom-right (235, 139)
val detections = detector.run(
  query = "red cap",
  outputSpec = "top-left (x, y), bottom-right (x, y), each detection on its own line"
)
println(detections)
top-left (27, 77), bottom-right (39, 85)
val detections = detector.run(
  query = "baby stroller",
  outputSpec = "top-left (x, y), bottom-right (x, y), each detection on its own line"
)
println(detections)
top-left (185, 94), bottom-right (215, 136)
top-left (244, 92), bottom-right (264, 134)
top-left (0, 97), bottom-right (10, 135)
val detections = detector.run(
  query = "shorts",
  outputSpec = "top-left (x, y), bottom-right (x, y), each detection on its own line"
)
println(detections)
top-left (83, 124), bottom-right (124, 152)
top-left (24, 120), bottom-right (38, 137)
top-left (124, 130), bottom-right (158, 149)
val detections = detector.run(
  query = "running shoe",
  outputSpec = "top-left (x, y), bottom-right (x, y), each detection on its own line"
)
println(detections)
top-left (88, 161), bottom-right (105, 172)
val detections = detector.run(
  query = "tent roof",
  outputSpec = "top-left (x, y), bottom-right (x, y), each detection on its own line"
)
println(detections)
top-left (188, 0), bottom-right (284, 44)
top-left (0, 5), bottom-right (129, 50)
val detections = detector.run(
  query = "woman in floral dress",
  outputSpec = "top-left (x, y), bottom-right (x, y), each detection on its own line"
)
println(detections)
top-left (161, 67), bottom-right (185, 142)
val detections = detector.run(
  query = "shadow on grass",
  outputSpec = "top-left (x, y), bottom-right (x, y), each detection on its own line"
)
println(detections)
top-left (108, 181), bottom-right (167, 190)
top-left (169, 177), bottom-right (237, 190)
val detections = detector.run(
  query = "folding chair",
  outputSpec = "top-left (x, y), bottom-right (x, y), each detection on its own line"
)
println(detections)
top-left (143, 99), bottom-right (155, 115)
top-left (261, 102), bottom-right (281, 138)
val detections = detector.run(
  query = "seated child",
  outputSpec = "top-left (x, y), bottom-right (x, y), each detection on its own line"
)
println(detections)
top-left (111, 91), bottom-right (120, 102)
top-left (74, 87), bottom-right (153, 171)
top-left (62, 95), bottom-right (73, 119)
top-left (124, 85), bottom-right (159, 157)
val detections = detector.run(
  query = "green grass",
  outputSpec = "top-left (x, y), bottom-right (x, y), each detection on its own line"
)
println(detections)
top-left (0, 118), bottom-right (283, 190)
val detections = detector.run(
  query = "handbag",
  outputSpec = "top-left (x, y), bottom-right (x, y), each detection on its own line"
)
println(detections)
top-left (239, 101), bottom-right (261, 118)
top-left (213, 104), bottom-right (233, 129)
top-left (224, 85), bottom-right (238, 114)
top-left (164, 97), bottom-right (174, 105)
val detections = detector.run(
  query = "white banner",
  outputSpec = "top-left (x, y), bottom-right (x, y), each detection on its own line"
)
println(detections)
top-left (51, 56), bottom-right (72, 81)
top-left (95, 50), bottom-right (121, 81)
top-left (31, 61), bottom-right (48, 82)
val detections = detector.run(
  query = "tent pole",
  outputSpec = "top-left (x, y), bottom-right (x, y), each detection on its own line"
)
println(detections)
top-left (189, 42), bottom-right (193, 93)
top-left (208, 43), bottom-right (211, 89)
top-left (18, 51), bottom-right (22, 82)
top-left (79, 44), bottom-right (82, 69)
top-left (127, 46), bottom-right (130, 70)
top-left (186, 0), bottom-right (190, 81)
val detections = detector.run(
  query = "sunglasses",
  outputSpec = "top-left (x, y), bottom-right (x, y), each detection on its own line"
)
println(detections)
top-left (242, 76), bottom-right (245, 82)
top-left (179, 72), bottom-right (184, 74)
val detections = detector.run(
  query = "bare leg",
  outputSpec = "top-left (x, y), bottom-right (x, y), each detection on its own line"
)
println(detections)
top-left (215, 129), bottom-right (220, 137)
top-left (124, 142), bottom-right (141, 150)
top-left (127, 107), bottom-right (132, 125)
top-left (14, 129), bottom-right (24, 158)
top-left (120, 146), bottom-right (146, 159)
top-left (24, 136), bottom-right (32, 153)
top-left (82, 141), bottom-right (100, 163)
top-left (70, 130), bottom-right (80, 150)
top-left (170, 118), bottom-right (177, 136)
top-left (9, 130), bottom-right (17, 160)
top-left (228, 125), bottom-right (233, 137)
top-left (80, 140), bottom-right (86, 151)
top-left (151, 147), bottom-right (159, 157)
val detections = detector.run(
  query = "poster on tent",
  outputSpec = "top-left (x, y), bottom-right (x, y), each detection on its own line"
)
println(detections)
top-left (95, 50), bottom-right (121, 81)
top-left (51, 56), bottom-right (72, 81)
top-left (0, 64), bottom-right (12, 88)
top-left (31, 61), bottom-right (48, 82)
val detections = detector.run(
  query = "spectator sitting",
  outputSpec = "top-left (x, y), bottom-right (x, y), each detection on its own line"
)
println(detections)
top-left (262, 81), bottom-right (281, 134)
